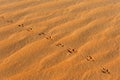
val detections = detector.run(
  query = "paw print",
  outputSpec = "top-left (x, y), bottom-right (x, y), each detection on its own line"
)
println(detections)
top-left (56, 43), bottom-right (64, 47)
top-left (45, 35), bottom-right (53, 40)
top-left (101, 67), bottom-right (110, 74)
top-left (67, 48), bottom-right (77, 55)
top-left (38, 32), bottom-right (45, 36)
top-left (27, 27), bottom-right (32, 31)
top-left (18, 24), bottom-right (24, 27)
top-left (86, 56), bottom-right (95, 61)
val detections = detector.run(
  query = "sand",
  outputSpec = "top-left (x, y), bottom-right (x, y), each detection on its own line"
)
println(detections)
top-left (0, 0), bottom-right (120, 80)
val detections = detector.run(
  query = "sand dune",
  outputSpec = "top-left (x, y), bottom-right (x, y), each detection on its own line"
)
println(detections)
top-left (0, 0), bottom-right (120, 80)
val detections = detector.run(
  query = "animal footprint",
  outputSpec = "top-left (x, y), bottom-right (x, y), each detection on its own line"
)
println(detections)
top-left (101, 67), bottom-right (110, 74)
top-left (45, 36), bottom-right (52, 40)
top-left (38, 32), bottom-right (45, 36)
top-left (44, 34), bottom-right (54, 40)
top-left (86, 56), bottom-right (95, 61)
top-left (27, 27), bottom-right (32, 31)
top-left (67, 48), bottom-right (77, 55)
top-left (56, 43), bottom-right (64, 47)
top-left (18, 24), bottom-right (24, 27)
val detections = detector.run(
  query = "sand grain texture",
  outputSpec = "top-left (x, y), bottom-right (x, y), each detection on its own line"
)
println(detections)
top-left (0, 0), bottom-right (120, 80)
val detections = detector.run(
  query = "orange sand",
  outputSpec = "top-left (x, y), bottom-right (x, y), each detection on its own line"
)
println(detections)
top-left (0, 0), bottom-right (120, 80)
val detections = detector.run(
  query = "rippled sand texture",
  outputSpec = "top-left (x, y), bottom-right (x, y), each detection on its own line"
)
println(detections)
top-left (0, 0), bottom-right (120, 80)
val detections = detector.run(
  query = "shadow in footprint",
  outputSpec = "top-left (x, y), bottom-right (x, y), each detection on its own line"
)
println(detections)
top-left (67, 48), bottom-right (77, 55)
top-left (56, 43), bottom-right (64, 47)
top-left (27, 27), bottom-right (32, 31)
top-left (18, 24), bottom-right (24, 27)
top-left (45, 35), bottom-right (53, 40)
top-left (38, 32), bottom-right (45, 36)
top-left (101, 67), bottom-right (110, 74)
top-left (86, 56), bottom-right (95, 61)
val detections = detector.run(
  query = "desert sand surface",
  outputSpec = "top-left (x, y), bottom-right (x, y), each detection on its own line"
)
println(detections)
top-left (0, 0), bottom-right (120, 80)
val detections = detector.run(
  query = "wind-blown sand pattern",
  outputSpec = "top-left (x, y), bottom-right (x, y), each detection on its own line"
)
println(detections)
top-left (0, 0), bottom-right (120, 80)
